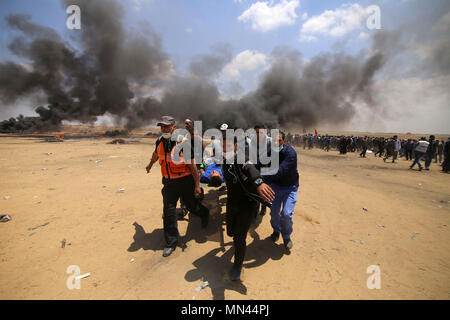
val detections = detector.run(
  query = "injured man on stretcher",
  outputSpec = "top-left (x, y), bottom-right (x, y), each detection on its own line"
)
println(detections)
top-left (200, 162), bottom-right (225, 187)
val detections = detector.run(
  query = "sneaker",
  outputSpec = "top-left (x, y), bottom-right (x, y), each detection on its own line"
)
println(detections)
top-left (230, 265), bottom-right (242, 281)
top-left (270, 231), bottom-right (280, 242)
top-left (162, 245), bottom-right (176, 257)
top-left (283, 238), bottom-right (293, 250)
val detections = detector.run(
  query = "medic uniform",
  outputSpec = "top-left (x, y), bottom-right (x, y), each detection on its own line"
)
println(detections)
top-left (155, 127), bottom-right (209, 250)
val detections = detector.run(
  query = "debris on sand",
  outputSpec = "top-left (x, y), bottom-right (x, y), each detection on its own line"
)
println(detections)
top-left (61, 239), bottom-right (66, 248)
top-left (362, 207), bottom-right (368, 212)
top-left (350, 238), bottom-right (364, 245)
top-left (28, 222), bottom-right (49, 231)
top-left (377, 224), bottom-right (386, 228)
top-left (105, 130), bottom-right (128, 137)
top-left (195, 281), bottom-right (209, 292)
top-left (3, 196), bottom-right (10, 200)
top-left (75, 273), bottom-right (90, 281)
top-left (109, 139), bottom-right (126, 145)
top-left (95, 159), bottom-right (102, 163)
top-left (411, 232), bottom-right (420, 239)
top-left (1, 215), bottom-right (12, 222)
top-left (117, 188), bottom-right (125, 193)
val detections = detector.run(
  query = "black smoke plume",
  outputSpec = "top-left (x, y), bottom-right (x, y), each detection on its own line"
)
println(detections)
top-left (0, 0), bottom-right (403, 133)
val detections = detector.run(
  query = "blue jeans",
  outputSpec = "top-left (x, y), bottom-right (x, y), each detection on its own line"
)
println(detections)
top-left (411, 151), bottom-right (424, 169)
top-left (269, 184), bottom-right (298, 240)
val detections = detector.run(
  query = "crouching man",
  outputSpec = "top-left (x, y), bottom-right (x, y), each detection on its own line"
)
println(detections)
top-left (263, 131), bottom-right (299, 251)
top-left (222, 136), bottom-right (275, 281)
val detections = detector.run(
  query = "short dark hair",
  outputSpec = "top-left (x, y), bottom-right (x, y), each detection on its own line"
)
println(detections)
top-left (210, 175), bottom-right (222, 187)
top-left (254, 124), bottom-right (265, 130)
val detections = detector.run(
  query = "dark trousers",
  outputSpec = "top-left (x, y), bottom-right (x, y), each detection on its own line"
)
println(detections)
top-left (360, 148), bottom-right (367, 157)
top-left (405, 149), bottom-right (413, 160)
top-left (162, 175), bottom-right (208, 247)
top-left (425, 153), bottom-right (433, 169)
top-left (392, 150), bottom-right (398, 162)
top-left (442, 155), bottom-right (450, 172)
top-left (375, 149), bottom-right (383, 157)
top-left (226, 201), bottom-right (258, 267)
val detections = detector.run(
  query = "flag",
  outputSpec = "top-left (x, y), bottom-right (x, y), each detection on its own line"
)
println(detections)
top-left (315, 129), bottom-right (318, 135)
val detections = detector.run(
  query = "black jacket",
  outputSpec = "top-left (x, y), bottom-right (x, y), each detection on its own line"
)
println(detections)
top-left (222, 158), bottom-right (270, 208)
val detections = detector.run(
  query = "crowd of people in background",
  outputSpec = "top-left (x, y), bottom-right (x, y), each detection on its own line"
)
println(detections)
top-left (286, 133), bottom-right (450, 173)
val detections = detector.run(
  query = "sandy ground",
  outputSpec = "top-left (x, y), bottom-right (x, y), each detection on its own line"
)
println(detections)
top-left (0, 135), bottom-right (449, 300)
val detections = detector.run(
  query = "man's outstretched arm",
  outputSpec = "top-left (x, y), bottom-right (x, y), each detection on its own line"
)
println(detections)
top-left (146, 151), bottom-right (159, 173)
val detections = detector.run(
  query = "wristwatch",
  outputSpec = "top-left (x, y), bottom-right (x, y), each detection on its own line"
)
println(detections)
top-left (254, 178), bottom-right (264, 186)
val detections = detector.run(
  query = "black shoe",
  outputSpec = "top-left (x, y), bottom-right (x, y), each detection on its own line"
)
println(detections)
top-left (425, 168), bottom-right (430, 171)
top-left (230, 265), bottom-right (242, 281)
top-left (270, 231), bottom-right (280, 242)
top-left (283, 238), bottom-right (293, 250)
top-left (162, 245), bottom-right (176, 257)
top-left (419, 167), bottom-right (423, 171)
top-left (177, 208), bottom-right (189, 220)
top-left (260, 207), bottom-right (267, 216)
top-left (201, 211), bottom-right (209, 228)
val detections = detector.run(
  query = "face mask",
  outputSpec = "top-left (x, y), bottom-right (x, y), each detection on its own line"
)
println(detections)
top-left (224, 151), bottom-right (235, 162)
top-left (161, 132), bottom-right (172, 139)
top-left (272, 145), bottom-right (284, 153)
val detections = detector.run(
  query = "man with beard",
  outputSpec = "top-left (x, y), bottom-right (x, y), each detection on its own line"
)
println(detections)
top-left (146, 116), bottom-right (209, 257)
top-left (222, 136), bottom-right (275, 281)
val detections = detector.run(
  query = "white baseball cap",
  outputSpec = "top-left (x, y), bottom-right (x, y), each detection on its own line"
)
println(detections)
top-left (220, 123), bottom-right (228, 131)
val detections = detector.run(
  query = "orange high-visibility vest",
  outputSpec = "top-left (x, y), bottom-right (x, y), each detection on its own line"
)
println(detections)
top-left (157, 138), bottom-right (192, 180)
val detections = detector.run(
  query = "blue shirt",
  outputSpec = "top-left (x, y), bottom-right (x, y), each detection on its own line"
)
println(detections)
top-left (200, 163), bottom-right (225, 184)
top-left (262, 144), bottom-right (299, 187)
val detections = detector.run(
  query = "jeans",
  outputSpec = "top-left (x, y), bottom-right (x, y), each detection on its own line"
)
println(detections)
top-left (269, 184), bottom-right (298, 240)
top-left (410, 152), bottom-right (424, 169)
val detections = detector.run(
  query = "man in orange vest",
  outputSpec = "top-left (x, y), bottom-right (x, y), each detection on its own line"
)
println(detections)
top-left (146, 116), bottom-right (209, 257)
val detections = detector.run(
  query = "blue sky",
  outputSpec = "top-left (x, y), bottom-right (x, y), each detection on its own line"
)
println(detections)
top-left (0, 0), bottom-right (449, 133)
top-left (0, 0), bottom-right (405, 69)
